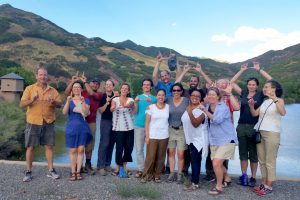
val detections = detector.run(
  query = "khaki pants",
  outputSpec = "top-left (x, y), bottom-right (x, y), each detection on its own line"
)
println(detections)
top-left (257, 130), bottom-right (280, 182)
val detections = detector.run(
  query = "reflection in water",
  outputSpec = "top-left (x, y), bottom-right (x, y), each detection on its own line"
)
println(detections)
top-left (35, 104), bottom-right (300, 178)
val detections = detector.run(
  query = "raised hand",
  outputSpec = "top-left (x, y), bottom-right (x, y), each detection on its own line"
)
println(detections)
top-left (156, 51), bottom-right (165, 62)
top-left (71, 75), bottom-right (79, 82)
top-left (223, 82), bottom-right (233, 95)
top-left (241, 63), bottom-right (248, 71)
top-left (80, 71), bottom-right (87, 83)
top-left (183, 62), bottom-right (191, 73)
top-left (248, 98), bottom-right (255, 107)
top-left (194, 62), bottom-right (202, 72)
top-left (134, 96), bottom-right (140, 103)
top-left (253, 62), bottom-right (260, 71)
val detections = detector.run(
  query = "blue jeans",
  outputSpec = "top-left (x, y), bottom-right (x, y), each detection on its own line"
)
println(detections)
top-left (190, 143), bottom-right (202, 184)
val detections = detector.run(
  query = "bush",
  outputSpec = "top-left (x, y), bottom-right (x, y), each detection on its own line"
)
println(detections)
top-left (0, 32), bottom-right (22, 44)
top-left (0, 101), bottom-right (26, 159)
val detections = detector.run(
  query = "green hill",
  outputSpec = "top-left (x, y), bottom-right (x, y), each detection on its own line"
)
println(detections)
top-left (0, 4), bottom-right (299, 102)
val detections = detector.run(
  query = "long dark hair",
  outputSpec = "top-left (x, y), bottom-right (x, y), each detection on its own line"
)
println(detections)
top-left (266, 80), bottom-right (283, 97)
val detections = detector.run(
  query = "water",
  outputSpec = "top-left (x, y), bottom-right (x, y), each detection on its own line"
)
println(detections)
top-left (35, 104), bottom-right (300, 178)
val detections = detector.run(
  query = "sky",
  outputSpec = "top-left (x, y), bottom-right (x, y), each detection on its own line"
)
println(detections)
top-left (1, 0), bottom-right (300, 63)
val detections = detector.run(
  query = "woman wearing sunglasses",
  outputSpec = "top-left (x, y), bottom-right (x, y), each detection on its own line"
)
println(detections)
top-left (167, 83), bottom-right (189, 184)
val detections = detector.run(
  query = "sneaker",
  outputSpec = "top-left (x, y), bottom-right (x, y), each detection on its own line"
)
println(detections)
top-left (167, 172), bottom-right (176, 183)
top-left (177, 173), bottom-right (183, 184)
top-left (248, 177), bottom-right (256, 187)
top-left (23, 170), bottom-right (32, 182)
top-left (253, 184), bottom-right (265, 192)
top-left (99, 168), bottom-right (107, 176)
top-left (257, 187), bottom-right (273, 196)
top-left (240, 173), bottom-right (248, 186)
top-left (184, 183), bottom-right (200, 192)
top-left (85, 163), bottom-right (95, 175)
top-left (204, 174), bottom-right (216, 182)
top-left (47, 168), bottom-right (60, 179)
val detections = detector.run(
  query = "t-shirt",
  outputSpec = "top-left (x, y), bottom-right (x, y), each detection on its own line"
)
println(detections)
top-left (99, 92), bottom-right (114, 120)
top-left (155, 81), bottom-right (174, 99)
top-left (238, 90), bottom-right (265, 124)
top-left (146, 104), bottom-right (169, 139)
top-left (167, 97), bottom-right (189, 127)
top-left (134, 94), bottom-right (157, 128)
top-left (181, 108), bottom-right (208, 156)
top-left (81, 90), bottom-right (102, 123)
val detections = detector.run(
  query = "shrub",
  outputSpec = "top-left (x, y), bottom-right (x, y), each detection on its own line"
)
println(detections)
top-left (0, 101), bottom-right (26, 159)
top-left (0, 33), bottom-right (22, 44)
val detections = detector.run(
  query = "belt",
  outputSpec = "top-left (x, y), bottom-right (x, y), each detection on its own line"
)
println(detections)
top-left (171, 126), bottom-right (180, 130)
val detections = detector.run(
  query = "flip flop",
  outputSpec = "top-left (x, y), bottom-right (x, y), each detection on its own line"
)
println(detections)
top-left (208, 187), bottom-right (222, 195)
top-left (223, 180), bottom-right (232, 188)
top-left (111, 171), bottom-right (119, 176)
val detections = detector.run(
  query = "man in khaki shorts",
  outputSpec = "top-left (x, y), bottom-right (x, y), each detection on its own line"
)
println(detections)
top-left (20, 67), bottom-right (62, 182)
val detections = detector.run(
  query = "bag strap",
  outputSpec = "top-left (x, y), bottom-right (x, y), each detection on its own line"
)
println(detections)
top-left (257, 101), bottom-right (273, 130)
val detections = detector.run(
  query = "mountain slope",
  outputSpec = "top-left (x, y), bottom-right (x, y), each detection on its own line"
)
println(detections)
top-left (0, 4), bottom-right (299, 101)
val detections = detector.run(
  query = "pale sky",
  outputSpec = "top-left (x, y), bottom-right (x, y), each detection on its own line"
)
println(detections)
top-left (1, 0), bottom-right (300, 63)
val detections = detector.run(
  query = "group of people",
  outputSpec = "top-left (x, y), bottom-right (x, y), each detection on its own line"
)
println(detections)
top-left (20, 53), bottom-right (286, 196)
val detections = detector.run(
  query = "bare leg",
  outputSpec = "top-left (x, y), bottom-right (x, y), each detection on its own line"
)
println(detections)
top-left (45, 145), bottom-right (53, 170)
top-left (250, 162), bottom-right (258, 178)
top-left (240, 160), bottom-right (248, 173)
top-left (76, 146), bottom-right (85, 173)
top-left (26, 147), bottom-right (34, 171)
top-left (168, 148), bottom-right (176, 172)
top-left (212, 159), bottom-right (224, 190)
top-left (177, 150), bottom-right (184, 173)
top-left (69, 148), bottom-right (77, 173)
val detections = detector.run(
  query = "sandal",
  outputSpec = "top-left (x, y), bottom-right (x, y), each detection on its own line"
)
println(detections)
top-left (76, 172), bottom-right (83, 180)
top-left (69, 172), bottom-right (76, 181)
top-left (223, 180), bottom-right (232, 188)
top-left (135, 171), bottom-right (143, 178)
top-left (154, 177), bottom-right (161, 183)
top-left (111, 171), bottom-right (119, 176)
top-left (126, 170), bottom-right (132, 176)
top-left (208, 187), bottom-right (222, 195)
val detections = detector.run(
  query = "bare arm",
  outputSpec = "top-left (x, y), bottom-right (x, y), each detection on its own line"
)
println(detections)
top-left (194, 63), bottom-right (213, 86)
top-left (62, 96), bottom-right (72, 115)
top-left (65, 75), bottom-right (78, 95)
top-left (145, 111), bottom-right (151, 145)
top-left (186, 105), bottom-right (205, 128)
top-left (253, 62), bottom-right (272, 80)
top-left (175, 63), bottom-right (190, 83)
top-left (153, 53), bottom-right (164, 86)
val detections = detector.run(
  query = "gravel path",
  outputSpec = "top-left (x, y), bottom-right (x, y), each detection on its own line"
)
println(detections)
top-left (0, 160), bottom-right (299, 200)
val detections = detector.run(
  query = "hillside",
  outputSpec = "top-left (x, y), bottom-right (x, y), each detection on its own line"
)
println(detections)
top-left (0, 4), bottom-right (299, 101)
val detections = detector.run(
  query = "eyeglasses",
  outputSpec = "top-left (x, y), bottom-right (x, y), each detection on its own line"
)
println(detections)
top-left (190, 95), bottom-right (200, 98)
top-left (172, 89), bottom-right (182, 92)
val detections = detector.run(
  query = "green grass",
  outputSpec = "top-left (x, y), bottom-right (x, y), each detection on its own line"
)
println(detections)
top-left (116, 179), bottom-right (161, 199)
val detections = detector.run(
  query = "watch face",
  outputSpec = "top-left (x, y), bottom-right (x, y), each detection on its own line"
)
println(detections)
top-left (168, 55), bottom-right (177, 71)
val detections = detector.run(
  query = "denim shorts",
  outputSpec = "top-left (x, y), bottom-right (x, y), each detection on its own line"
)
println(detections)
top-left (24, 122), bottom-right (55, 147)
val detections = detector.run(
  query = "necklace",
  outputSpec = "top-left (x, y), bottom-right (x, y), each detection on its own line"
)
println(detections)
top-left (156, 103), bottom-right (165, 109)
